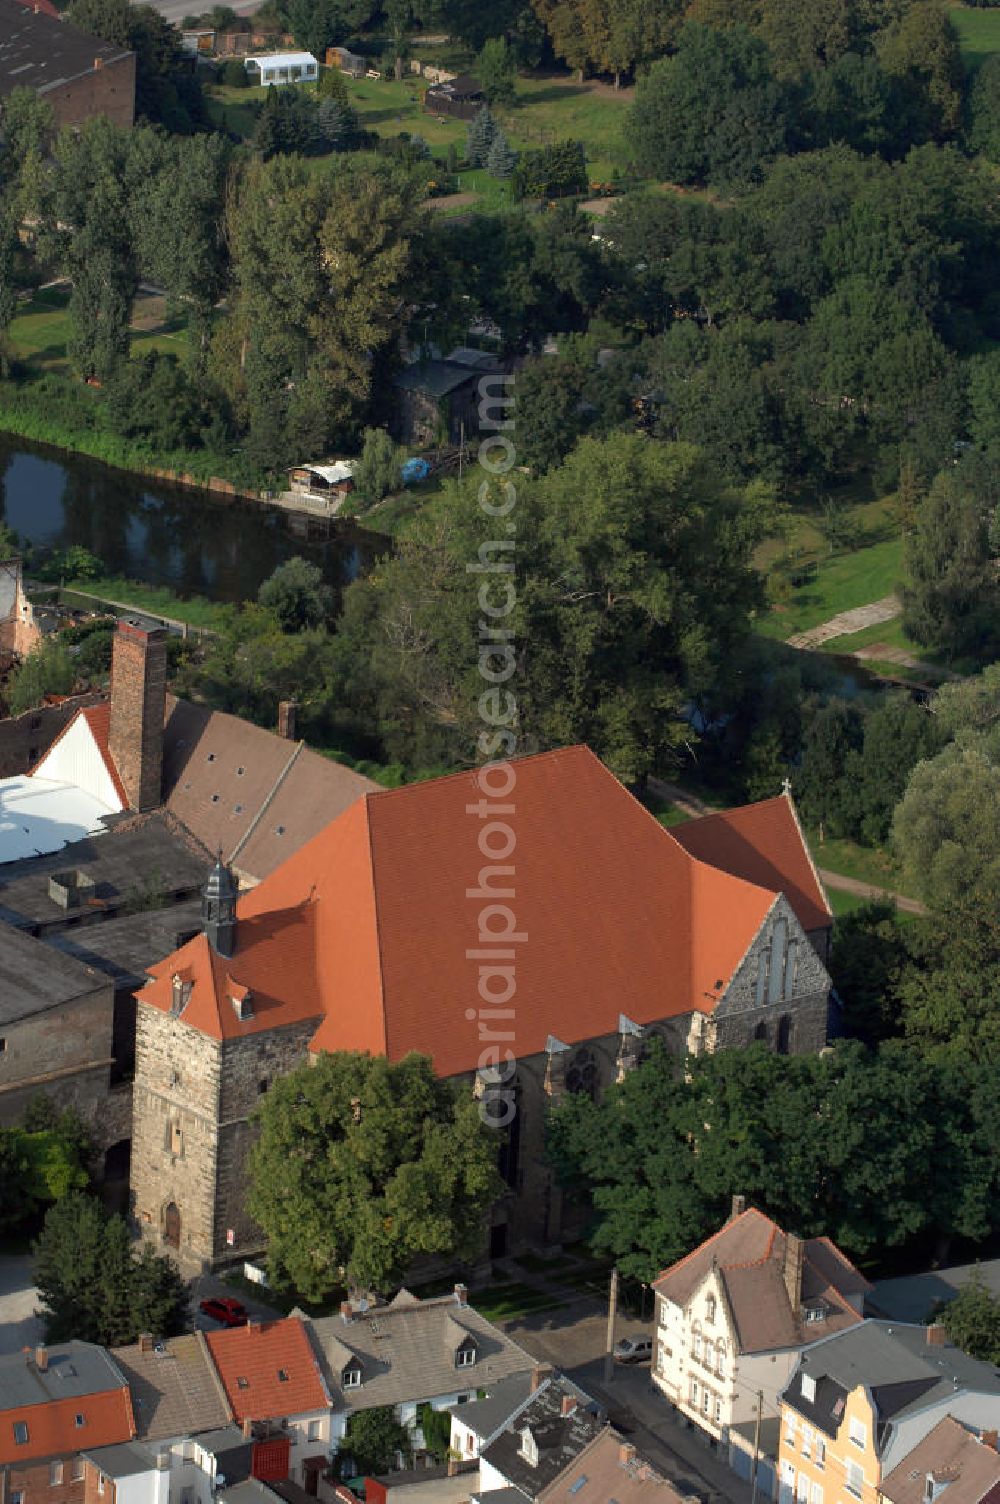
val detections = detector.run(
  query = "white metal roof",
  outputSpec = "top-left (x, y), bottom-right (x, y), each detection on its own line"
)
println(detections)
top-left (245, 52), bottom-right (318, 68)
top-left (294, 461), bottom-right (355, 484)
top-left (0, 774), bottom-right (115, 864)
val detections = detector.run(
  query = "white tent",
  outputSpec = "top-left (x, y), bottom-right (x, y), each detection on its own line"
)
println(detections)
top-left (245, 51), bottom-right (319, 86)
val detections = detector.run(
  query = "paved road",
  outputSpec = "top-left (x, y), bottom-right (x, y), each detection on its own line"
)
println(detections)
top-left (0, 1255), bottom-right (42, 1356)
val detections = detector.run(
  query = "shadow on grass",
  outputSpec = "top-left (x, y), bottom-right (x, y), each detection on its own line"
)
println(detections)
top-left (519, 83), bottom-right (592, 105)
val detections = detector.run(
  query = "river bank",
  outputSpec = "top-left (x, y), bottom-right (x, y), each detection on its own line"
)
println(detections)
top-left (0, 436), bottom-right (388, 608)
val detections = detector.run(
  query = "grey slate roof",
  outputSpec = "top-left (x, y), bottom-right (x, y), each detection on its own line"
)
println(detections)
top-left (0, 1343), bottom-right (127, 1408)
top-left (391, 360), bottom-right (479, 398)
top-left (111, 1335), bottom-right (232, 1442)
top-left (479, 1376), bottom-right (604, 1499)
top-left (449, 1373), bottom-right (535, 1442)
top-left (305, 1289), bottom-right (535, 1414)
top-left (84, 1442), bottom-right (157, 1478)
top-left (785, 1322), bottom-right (1000, 1445)
top-left (0, 922), bottom-right (105, 1021)
top-left (0, 0), bottom-right (132, 98)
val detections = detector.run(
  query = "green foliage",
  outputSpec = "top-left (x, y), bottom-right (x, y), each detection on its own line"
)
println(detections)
top-left (829, 900), bottom-right (909, 1043)
top-left (902, 465), bottom-right (1000, 658)
top-left (486, 125), bottom-right (517, 179)
top-left (548, 1039), bottom-right (999, 1278)
top-left (352, 427), bottom-right (402, 504)
top-left (34, 1193), bottom-right (188, 1345)
top-left (892, 744), bottom-right (1000, 909)
top-left (105, 353), bottom-right (231, 453)
top-left (477, 36), bottom-right (517, 107)
top-left (254, 85), bottom-right (321, 158)
top-left (69, 0), bottom-right (203, 131)
top-left (246, 1051), bottom-right (501, 1298)
top-left (0, 1108), bottom-right (91, 1226)
top-left (511, 138), bottom-right (586, 198)
top-left (258, 555), bottom-right (333, 632)
top-left (895, 885), bottom-right (1000, 1064)
top-left (221, 57), bottom-right (250, 87)
top-left (418, 1403), bottom-right (453, 1462)
top-left (940, 1273), bottom-right (1000, 1362)
top-left (626, 24), bottom-right (788, 187)
top-left (342, 1406), bottom-right (411, 1476)
top-left (6, 637), bottom-right (75, 716)
top-left (465, 104), bottom-right (498, 167)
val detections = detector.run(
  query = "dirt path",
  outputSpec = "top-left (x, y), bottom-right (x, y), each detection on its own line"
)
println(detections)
top-left (785, 595), bottom-right (900, 650)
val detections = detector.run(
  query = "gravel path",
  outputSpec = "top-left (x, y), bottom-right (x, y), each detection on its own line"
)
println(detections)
top-left (785, 595), bottom-right (901, 650)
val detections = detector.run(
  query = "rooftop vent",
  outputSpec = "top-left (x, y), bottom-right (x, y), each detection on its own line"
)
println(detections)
top-left (48, 869), bottom-right (96, 910)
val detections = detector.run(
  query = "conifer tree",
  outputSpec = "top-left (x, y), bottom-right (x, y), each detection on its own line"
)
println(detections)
top-left (465, 104), bottom-right (497, 166)
top-left (487, 125), bottom-right (517, 178)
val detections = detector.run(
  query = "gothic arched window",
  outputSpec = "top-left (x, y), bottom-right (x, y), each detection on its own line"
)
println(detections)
top-left (566, 1048), bottom-right (598, 1100)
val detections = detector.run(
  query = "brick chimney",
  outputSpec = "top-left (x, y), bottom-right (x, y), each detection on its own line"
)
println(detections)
top-left (783, 1234), bottom-right (805, 1318)
top-left (981, 1430), bottom-right (998, 1451)
top-left (560, 1394), bottom-right (577, 1417)
top-left (926, 1324), bottom-right (948, 1347)
top-left (530, 1364), bottom-right (553, 1393)
top-left (109, 617), bottom-right (167, 812)
top-left (138, 1333), bottom-right (154, 1354)
top-left (619, 1441), bottom-right (637, 1466)
top-left (454, 1283), bottom-right (468, 1307)
top-left (93, 55), bottom-right (103, 68)
top-left (731, 1194), bottom-right (747, 1220)
top-left (242, 1417), bottom-right (254, 1439)
top-left (277, 700), bottom-right (297, 740)
top-left (34, 1346), bottom-right (48, 1372)
top-left (340, 1301), bottom-right (354, 1323)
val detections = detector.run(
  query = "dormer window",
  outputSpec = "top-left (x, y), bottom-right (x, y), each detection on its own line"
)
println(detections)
top-left (801, 1374), bottom-right (816, 1403)
top-left (171, 974), bottom-right (193, 1016)
top-left (804, 1302), bottom-right (827, 1324)
top-left (519, 1426), bottom-right (538, 1467)
top-left (456, 1343), bottom-right (477, 1368)
top-left (343, 1365), bottom-right (362, 1389)
top-left (231, 987), bottom-right (253, 1022)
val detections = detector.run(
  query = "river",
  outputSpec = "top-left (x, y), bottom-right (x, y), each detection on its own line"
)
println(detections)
top-left (0, 436), bottom-right (388, 604)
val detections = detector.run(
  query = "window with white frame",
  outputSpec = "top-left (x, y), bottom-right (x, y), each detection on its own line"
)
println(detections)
top-left (693, 1328), bottom-right (703, 1359)
top-left (849, 1418), bottom-right (866, 1450)
top-left (11, 1491), bottom-right (23, 1504)
top-left (846, 1460), bottom-right (864, 1498)
top-left (49, 1462), bottom-right (63, 1486)
top-left (801, 1374), bottom-right (816, 1403)
top-left (815, 1438), bottom-right (826, 1468)
top-left (343, 1366), bottom-right (362, 1389)
top-left (706, 1295), bottom-right (716, 1324)
top-left (690, 1378), bottom-right (699, 1406)
top-left (811, 1483), bottom-right (824, 1504)
top-left (659, 1301), bottom-right (669, 1328)
top-left (715, 1340), bottom-right (726, 1377)
top-left (714, 1396), bottom-right (723, 1423)
top-left (801, 1426), bottom-right (812, 1460)
top-left (797, 1473), bottom-right (809, 1502)
top-left (306, 1420), bottom-right (321, 1441)
top-left (456, 1345), bottom-right (477, 1368)
top-left (784, 1414), bottom-right (797, 1446)
top-left (702, 1388), bottom-right (711, 1416)
top-left (71, 1460), bottom-right (84, 1483)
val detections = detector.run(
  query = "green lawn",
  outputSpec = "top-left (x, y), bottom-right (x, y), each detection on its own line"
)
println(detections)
top-left (757, 537), bottom-right (903, 641)
top-left (9, 286), bottom-right (195, 375)
top-left (470, 1282), bottom-right (565, 1321)
top-left (949, 3), bottom-right (1000, 69)
top-left (60, 577), bottom-right (226, 631)
top-left (809, 829), bottom-right (905, 890)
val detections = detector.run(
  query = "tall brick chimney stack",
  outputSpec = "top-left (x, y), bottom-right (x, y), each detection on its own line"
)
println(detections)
top-left (784, 1233), bottom-right (805, 1318)
top-left (277, 700), bottom-right (297, 740)
top-left (109, 617), bottom-right (167, 812)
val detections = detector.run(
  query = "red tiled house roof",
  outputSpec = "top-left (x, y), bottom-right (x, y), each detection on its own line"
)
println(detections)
top-left (141, 747), bottom-right (825, 1076)
top-left (205, 1319), bottom-right (330, 1422)
top-left (653, 1207), bottom-right (871, 1353)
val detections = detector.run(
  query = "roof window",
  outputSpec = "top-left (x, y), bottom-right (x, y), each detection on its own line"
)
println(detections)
top-left (211, 794), bottom-right (220, 803)
top-left (277, 1369), bottom-right (289, 1383)
top-left (207, 753), bottom-right (216, 763)
top-left (237, 767), bottom-right (245, 776)
top-left (237, 1377), bottom-right (249, 1389)
top-left (75, 1414), bottom-right (85, 1427)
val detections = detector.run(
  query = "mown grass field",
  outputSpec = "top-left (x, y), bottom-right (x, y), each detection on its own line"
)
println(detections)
top-left (204, 68), bottom-right (632, 211)
top-left (949, 3), bottom-right (1000, 69)
top-left (756, 536), bottom-right (904, 640)
top-left (9, 286), bottom-right (191, 374)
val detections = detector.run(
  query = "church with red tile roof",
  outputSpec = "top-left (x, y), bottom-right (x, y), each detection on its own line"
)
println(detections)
top-left (131, 746), bottom-right (834, 1270)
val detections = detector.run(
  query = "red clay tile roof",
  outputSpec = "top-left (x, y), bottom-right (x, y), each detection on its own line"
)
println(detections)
top-left (671, 793), bottom-right (832, 934)
top-left (140, 748), bottom-right (829, 1076)
top-left (205, 1319), bottom-right (330, 1422)
top-left (653, 1207), bottom-right (870, 1354)
top-left (0, 1391), bottom-right (135, 1465)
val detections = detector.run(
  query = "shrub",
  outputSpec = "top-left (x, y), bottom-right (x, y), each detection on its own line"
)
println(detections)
top-left (221, 58), bottom-right (250, 88)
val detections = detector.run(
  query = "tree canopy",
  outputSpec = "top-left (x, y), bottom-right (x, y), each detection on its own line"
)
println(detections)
top-left (247, 1052), bottom-right (502, 1298)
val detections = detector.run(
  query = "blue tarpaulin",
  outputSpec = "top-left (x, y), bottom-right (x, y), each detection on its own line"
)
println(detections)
top-left (401, 457), bottom-right (430, 484)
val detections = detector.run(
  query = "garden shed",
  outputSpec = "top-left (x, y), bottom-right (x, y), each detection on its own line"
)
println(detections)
top-left (424, 73), bottom-right (483, 120)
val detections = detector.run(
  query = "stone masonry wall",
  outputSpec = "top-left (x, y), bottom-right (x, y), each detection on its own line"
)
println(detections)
top-left (0, 987), bottom-right (116, 1138)
top-left (131, 1003), bottom-right (222, 1267)
top-left (713, 894), bottom-right (832, 1055)
top-left (212, 1022), bottom-right (317, 1262)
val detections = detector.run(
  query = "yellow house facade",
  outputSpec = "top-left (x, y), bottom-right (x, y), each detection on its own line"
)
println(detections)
top-left (779, 1379), bottom-right (880, 1504)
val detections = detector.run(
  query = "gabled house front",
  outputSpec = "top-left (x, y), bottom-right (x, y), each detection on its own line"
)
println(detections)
top-left (652, 1199), bottom-right (870, 1461)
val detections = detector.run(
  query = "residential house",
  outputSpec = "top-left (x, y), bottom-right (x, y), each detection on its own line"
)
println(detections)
top-left (390, 349), bottom-right (503, 448)
top-left (880, 1417), bottom-right (1000, 1504)
top-left (0, 1343), bottom-right (136, 1504)
top-left (0, 0), bottom-right (134, 126)
top-left (305, 1286), bottom-right (535, 1462)
top-left (204, 1321), bottom-right (332, 1492)
top-left (109, 1332), bottom-right (244, 1504)
top-left (474, 1372), bottom-right (603, 1499)
top-left (778, 1321), bottom-right (1000, 1504)
top-left (424, 74), bottom-right (483, 120)
top-left (449, 1375), bottom-right (535, 1464)
top-left (244, 52), bottom-right (317, 85)
top-left (652, 1199), bottom-right (870, 1466)
top-left (132, 743), bottom-right (836, 1268)
top-left (80, 1443), bottom-right (168, 1504)
top-left (538, 1429), bottom-right (689, 1503)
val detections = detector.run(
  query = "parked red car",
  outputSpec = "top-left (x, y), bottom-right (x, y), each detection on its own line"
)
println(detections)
top-left (199, 1296), bottom-right (248, 1327)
